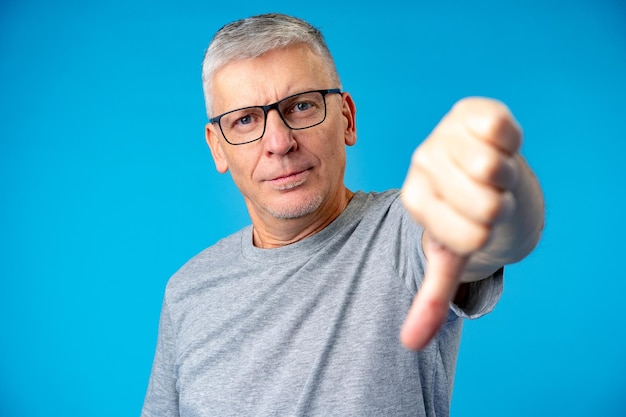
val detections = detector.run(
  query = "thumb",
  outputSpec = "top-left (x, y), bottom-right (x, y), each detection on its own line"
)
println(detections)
top-left (400, 240), bottom-right (468, 350)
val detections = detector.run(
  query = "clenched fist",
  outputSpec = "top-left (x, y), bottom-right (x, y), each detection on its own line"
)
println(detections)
top-left (400, 97), bottom-right (544, 350)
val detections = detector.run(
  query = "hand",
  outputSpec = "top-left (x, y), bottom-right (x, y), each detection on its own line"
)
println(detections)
top-left (400, 97), bottom-right (523, 350)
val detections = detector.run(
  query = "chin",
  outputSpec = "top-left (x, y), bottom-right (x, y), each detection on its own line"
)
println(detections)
top-left (265, 193), bottom-right (325, 220)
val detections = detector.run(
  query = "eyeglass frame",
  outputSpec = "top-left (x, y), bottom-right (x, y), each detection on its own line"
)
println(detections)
top-left (208, 88), bottom-right (342, 145)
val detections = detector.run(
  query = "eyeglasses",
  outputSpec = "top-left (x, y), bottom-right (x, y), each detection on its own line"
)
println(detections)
top-left (208, 88), bottom-right (342, 145)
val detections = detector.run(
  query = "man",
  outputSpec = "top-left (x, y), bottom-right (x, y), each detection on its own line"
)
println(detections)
top-left (142, 13), bottom-right (544, 417)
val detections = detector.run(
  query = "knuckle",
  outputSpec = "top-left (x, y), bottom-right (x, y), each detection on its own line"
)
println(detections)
top-left (401, 176), bottom-right (429, 219)
top-left (455, 97), bottom-right (521, 151)
top-left (468, 152), bottom-right (500, 180)
top-left (423, 297), bottom-right (450, 318)
top-left (452, 96), bottom-right (484, 112)
top-left (475, 195), bottom-right (504, 224)
top-left (489, 111), bottom-right (518, 141)
top-left (453, 96), bottom-right (505, 117)
top-left (411, 144), bottom-right (433, 170)
top-left (454, 224), bottom-right (490, 254)
top-left (476, 108), bottom-right (512, 139)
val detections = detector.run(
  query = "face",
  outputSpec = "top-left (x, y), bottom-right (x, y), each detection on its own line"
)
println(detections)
top-left (205, 44), bottom-right (357, 225)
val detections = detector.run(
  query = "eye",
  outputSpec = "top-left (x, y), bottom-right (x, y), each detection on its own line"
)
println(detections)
top-left (294, 101), bottom-right (313, 112)
top-left (235, 114), bottom-right (253, 126)
top-left (224, 108), bottom-right (264, 131)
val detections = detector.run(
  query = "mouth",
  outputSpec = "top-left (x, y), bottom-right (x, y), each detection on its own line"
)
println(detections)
top-left (266, 169), bottom-right (310, 190)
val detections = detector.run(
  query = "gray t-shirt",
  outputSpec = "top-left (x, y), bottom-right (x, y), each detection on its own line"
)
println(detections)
top-left (142, 190), bottom-right (503, 417)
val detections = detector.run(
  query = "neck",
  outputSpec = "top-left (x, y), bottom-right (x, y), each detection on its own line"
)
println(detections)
top-left (250, 187), bottom-right (354, 249)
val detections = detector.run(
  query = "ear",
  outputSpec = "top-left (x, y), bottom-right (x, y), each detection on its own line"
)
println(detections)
top-left (205, 123), bottom-right (229, 173)
top-left (341, 93), bottom-right (357, 147)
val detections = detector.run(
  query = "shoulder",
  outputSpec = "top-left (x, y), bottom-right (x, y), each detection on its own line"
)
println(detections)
top-left (164, 226), bottom-right (250, 298)
top-left (353, 189), bottom-right (403, 218)
top-left (355, 189), bottom-right (417, 230)
top-left (358, 189), bottom-right (401, 205)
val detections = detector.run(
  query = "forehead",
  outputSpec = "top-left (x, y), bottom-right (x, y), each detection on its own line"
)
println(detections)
top-left (211, 44), bottom-right (332, 112)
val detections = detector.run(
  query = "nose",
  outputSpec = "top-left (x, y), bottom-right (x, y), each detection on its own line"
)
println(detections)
top-left (262, 108), bottom-right (296, 155)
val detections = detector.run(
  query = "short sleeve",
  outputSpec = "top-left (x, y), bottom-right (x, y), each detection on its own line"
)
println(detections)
top-left (141, 298), bottom-right (180, 417)
top-left (408, 197), bottom-right (504, 320)
top-left (450, 267), bottom-right (504, 319)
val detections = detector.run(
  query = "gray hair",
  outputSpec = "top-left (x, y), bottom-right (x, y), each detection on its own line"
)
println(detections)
top-left (201, 13), bottom-right (341, 118)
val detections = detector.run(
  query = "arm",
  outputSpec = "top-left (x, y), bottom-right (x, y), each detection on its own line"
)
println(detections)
top-left (399, 97), bottom-right (545, 350)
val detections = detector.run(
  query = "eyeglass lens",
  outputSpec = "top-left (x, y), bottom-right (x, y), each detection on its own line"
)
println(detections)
top-left (219, 91), bottom-right (327, 144)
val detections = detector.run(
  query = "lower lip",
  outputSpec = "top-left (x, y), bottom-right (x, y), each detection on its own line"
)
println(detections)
top-left (267, 170), bottom-right (309, 190)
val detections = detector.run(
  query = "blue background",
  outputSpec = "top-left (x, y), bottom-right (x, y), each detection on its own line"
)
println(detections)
top-left (1, 0), bottom-right (625, 415)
